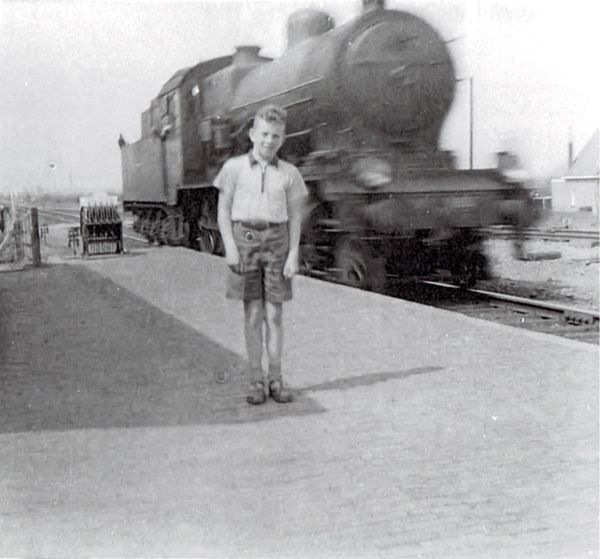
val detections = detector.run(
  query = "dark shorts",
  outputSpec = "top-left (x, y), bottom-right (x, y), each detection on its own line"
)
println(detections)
top-left (226, 222), bottom-right (292, 303)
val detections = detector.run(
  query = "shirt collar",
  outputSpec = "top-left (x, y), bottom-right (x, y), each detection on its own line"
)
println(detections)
top-left (248, 151), bottom-right (279, 168)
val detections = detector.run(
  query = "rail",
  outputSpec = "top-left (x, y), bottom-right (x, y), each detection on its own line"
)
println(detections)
top-left (481, 225), bottom-right (599, 242)
top-left (420, 280), bottom-right (599, 323)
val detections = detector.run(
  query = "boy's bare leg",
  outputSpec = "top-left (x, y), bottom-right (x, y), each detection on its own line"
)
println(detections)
top-left (265, 301), bottom-right (293, 402)
top-left (244, 299), bottom-right (265, 385)
top-left (264, 301), bottom-right (283, 381)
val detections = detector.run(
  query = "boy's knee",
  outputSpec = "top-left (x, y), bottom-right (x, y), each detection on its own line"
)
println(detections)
top-left (244, 300), bottom-right (264, 327)
top-left (265, 302), bottom-right (283, 326)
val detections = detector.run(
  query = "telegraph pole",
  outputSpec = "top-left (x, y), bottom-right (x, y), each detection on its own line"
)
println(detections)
top-left (468, 76), bottom-right (473, 169)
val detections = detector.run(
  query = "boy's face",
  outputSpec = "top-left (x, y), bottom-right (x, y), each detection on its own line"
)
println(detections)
top-left (249, 117), bottom-right (285, 162)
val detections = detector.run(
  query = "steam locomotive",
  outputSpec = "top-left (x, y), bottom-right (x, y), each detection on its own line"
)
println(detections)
top-left (120, 0), bottom-right (534, 289)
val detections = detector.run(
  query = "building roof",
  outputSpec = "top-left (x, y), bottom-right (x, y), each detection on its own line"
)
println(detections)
top-left (564, 129), bottom-right (599, 179)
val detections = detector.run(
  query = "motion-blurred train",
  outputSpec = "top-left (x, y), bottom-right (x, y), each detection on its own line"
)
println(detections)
top-left (119, 0), bottom-right (535, 289)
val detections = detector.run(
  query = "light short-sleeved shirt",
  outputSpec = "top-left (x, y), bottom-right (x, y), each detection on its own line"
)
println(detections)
top-left (214, 152), bottom-right (308, 223)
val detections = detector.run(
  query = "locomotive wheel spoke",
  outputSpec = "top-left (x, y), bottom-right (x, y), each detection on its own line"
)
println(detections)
top-left (161, 216), bottom-right (181, 246)
top-left (148, 217), bottom-right (161, 243)
top-left (157, 216), bottom-right (168, 245)
top-left (139, 214), bottom-right (151, 237)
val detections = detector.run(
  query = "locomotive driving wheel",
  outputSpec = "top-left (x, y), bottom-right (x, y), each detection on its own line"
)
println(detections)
top-left (159, 215), bottom-right (180, 246)
top-left (333, 238), bottom-right (385, 291)
top-left (139, 212), bottom-right (152, 240)
top-left (149, 215), bottom-right (163, 244)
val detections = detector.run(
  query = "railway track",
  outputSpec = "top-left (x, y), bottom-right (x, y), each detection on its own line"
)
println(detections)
top-left (397, 279), bottom-right (599, 345)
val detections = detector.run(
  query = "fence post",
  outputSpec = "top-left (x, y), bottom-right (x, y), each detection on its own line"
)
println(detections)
top-left (15, 220), bottom-right (23, 261)
top-left (31, 207), bottom-right (42, 267)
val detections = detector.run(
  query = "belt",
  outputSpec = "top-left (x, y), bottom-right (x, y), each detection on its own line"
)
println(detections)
top-left (234, 220), bottom-right (287, 231)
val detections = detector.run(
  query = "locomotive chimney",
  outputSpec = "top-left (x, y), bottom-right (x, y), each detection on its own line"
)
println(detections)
top-left (362, 0), bottom-right (384, 12)
top-left (232, 45), bottom-right (262, 65)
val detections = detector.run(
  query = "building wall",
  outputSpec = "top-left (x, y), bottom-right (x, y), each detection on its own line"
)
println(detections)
top-left (551, 178), bottom-right (599, 215)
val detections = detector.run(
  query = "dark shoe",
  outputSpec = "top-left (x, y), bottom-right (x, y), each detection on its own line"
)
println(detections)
top-left (269, 380), bottom-right (294, 403)
top-left (246, 382), bottom-right (267, 405)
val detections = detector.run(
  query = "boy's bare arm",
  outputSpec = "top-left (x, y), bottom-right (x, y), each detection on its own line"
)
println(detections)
top-left (283, 190), bottom-right (307, 278)
top-left (217, 189), bottom-right (240, 268)
top-left (287, 199), bottom-right (304, 255)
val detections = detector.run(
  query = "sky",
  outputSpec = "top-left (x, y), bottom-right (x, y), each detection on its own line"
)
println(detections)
top-left (1, 0), bottom-right (598, 194)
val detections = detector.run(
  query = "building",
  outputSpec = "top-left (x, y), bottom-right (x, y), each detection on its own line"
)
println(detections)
top-left (551, 129), bottom-right (599, 215)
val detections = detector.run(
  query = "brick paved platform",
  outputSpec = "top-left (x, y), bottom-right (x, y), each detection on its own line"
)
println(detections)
top-left (1, 244), bottom-right (598, 558)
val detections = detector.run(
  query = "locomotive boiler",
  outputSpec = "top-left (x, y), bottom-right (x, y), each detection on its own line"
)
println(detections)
top-left (120, 0), bottom-right (535, 288)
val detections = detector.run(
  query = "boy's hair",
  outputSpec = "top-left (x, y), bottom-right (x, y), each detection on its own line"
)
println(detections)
top-left (253, 104), bottom-right (287, 125)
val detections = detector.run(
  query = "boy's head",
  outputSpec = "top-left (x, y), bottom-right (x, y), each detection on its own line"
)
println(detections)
top-left (249, 104), bottom-right (287, 162)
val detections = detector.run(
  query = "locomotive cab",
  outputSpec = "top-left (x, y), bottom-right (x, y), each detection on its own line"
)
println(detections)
top-left (120, 55), bottom-right (233, 248)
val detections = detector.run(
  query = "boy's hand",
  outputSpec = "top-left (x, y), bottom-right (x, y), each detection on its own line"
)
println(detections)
top-left (225, 246), bottom-right (244, 273)
top-left (283, 253), bottom-right (299, 279)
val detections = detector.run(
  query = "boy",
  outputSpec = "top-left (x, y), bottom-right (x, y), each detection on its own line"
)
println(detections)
top-left (215, 104), bottom-right (308, 405)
